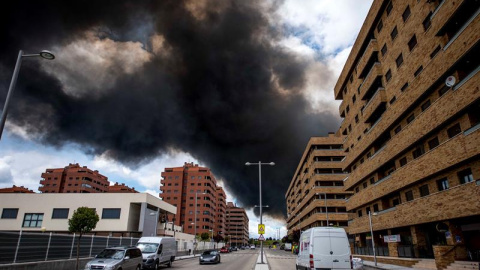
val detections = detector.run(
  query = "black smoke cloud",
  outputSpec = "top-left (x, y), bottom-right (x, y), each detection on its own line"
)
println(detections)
top-left (0, 0), bottom-right (341, 217)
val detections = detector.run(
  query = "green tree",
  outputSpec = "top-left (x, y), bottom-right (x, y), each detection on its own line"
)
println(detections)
top-left (68, 207), bottom-right (99, 270)
top-left (200, 232), bottom-right (210, 250)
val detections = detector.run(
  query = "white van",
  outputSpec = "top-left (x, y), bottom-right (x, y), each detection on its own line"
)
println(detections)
top-left (136, 237), bottom-right (176, 269)
top-left (296, 227), bottom-right (352, 270)
top-left (284, 243), bottom-right (292, 251)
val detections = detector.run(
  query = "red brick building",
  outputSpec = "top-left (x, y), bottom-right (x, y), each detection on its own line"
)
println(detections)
top-left (215, 187), bottom-right (227, 238)
top-left (160, 162), bottom-right (227, 236)
top-left (0, 185), bottom-right (34, 193)
top-left (39, 163), bottom-right (110, 193)
top-left (226, 202), bottom-right (249, 246)
top-left (108, 182), bottom-right (138, 193)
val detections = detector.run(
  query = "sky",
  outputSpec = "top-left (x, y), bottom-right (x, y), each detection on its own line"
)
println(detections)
top-left (0, 0), bottom-right (373, 239)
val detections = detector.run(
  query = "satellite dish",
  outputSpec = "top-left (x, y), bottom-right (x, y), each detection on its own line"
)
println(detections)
top-left (445, 76), bottom-right (456, 87)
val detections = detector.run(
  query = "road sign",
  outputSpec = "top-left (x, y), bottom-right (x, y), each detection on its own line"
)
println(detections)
top-left (258, 224), bottom-right (265, 234)
top-left (258, 234), bottom-right (265, 241)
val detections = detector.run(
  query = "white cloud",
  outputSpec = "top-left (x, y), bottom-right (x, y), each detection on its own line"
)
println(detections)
top-left (246, 208), bottom-right (288, 240)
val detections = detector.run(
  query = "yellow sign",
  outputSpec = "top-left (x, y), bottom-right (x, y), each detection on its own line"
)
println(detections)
top-left (258, 224), bottom-right (265, 234)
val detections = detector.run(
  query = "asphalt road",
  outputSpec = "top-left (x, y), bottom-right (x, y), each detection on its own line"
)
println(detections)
top-left (163, 249), bottom-right (259, 269)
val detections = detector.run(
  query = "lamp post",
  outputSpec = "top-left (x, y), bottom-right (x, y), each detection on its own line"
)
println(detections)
top-left (246, 161), bottom-right (275, 264)
top-left (193, 192), bottom-right (206, 256)
top-left (0, 50), bottom-right (55, 140)
top-left (368, 211), bottom-right (377, 266)
top-left (315, 193), bottom-right (329, 226)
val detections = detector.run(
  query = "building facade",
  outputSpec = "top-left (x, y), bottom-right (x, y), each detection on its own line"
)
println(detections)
top-left (0, 185), bottom-right (34, 193)
top-left (225, 202), bottom-right (249, 246)
top-left (108, 182), bottom-right (139, 193)
top-left (286, 134), bottom-right (352, 235)
top-left (0, 193), bottom-right (176, 237)
top-left (39, 163), bottom-right (110, 193)
top-left (215, 187), bottom-right (227, 238)
top-left (160, 162), bottom-right (226, 237)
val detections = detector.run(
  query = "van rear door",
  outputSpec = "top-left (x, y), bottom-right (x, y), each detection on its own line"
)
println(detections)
top-left (313, 230), bottom-right (351, 269)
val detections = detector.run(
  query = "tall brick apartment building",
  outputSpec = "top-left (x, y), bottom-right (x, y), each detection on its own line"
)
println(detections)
top-left (226, 202), bottom-right (249, 246)
top-left (286, 134), bottom-right (352, 232)
top-left (39, 163), bottom-right (110, 193)
top-left (287, 0), bottom-right (479, 262)
top-left (160, 162), bottom-right (227, 237)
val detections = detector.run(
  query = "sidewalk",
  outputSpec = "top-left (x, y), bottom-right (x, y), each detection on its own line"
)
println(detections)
top-left (254, 250), bottom-right (269, 270)
top-left (363, 260), bottom-right (414, 270)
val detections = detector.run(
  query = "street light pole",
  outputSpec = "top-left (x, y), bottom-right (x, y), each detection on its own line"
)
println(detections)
top-left (0, 50), bottom-right (55, 140)
top-left (368, 211), bottom-right (377, 266)
top-left (246, 161), bottom-right (274, 264)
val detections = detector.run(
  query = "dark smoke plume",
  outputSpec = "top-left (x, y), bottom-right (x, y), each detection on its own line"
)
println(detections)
top-left (0, 0), bottom-right (340, 217)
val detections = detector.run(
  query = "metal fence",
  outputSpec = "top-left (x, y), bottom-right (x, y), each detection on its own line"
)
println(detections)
top-left (0, 231), bottom-right (140, 264)
top-left (354, 246), bottom-right (389, 257)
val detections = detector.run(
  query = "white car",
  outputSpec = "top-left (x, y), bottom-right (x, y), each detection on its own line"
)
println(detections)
top-left (250, 245), bottom-right (256, 249)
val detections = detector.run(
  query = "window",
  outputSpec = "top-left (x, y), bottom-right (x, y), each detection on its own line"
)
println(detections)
top-left (23, 213), bottom-right (43, 228)
top-left (373, 204), bottom-right (379, 212)
top-left (414, 66), bottom-right (424, 77)
top-left (396, 53), bottom-right (404, 68)
top-left (390, 96), bottom-right (397, 104)
top-left (355, 187), bottom-right (359, 193)
top-left (437, 178), bottom-right (449, 191)
top-left (370, 177), bottom-right (375, 184)
top-left (52, 208), bottom-right (69, 219)
top-left (407, 114), bottom-right (415, 124)
top-left (447, 123), bottom-right (461, 138)
top-left (430, 45), bottom-right (441, 59)
top-left (405, 190), bottom-right (414, 201)
top-left (458, 168), bottom-right (473, 184)
top-left (401, 82), bottom-right (409, 91)
top-left (394, 125), bottom-right (402, 134)
top-left (438, 85), bottom-right (449, 96)
top-left (377, 19), bottom-right (383, 33)
top-left (408, 35), bottom-right (417, 51)
top-left (385, 69), bottom-right (392, 82)
top-left (428, 137), bottom-right (440, 149)
top-left (355, 115), bottom-right (359, 123)
top-left (423, 12), bottom-right (432, 31)
top-left (386, 1), bottom-right (393, 15)
top-left (419, 184), bottom-right (430, 197)
top-left (399, 157), bottom-right (407, 167)
top-left (381, 44), bottom-right (388, 56)
top-left (352, 94), bottom-right (356, 104)
top-left (102, 208), bottom-right (121, 219)
top-left (391, 26), bottom-right (398, 40)
top-left (413, 145), bottom-right (425, 159)
top-left (402, 5), bottom-right (411, 22)
top-left (421, 100), bottom-right (431, 111)
top-left (363, 182), bottom-right (367, 188)
top-left (357, 210), bottom-right (363, 217)
top-left (392, 198), bottom-right (400, 206)
top-left (1, 208), bottom-right (18, 219)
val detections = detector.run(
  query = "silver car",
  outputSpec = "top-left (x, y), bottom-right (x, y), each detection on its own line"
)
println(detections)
top-left (84, 246), bottom-right (142, 270)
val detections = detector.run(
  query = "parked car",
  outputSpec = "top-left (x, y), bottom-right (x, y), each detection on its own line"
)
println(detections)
top-left (296, 227), bottom-right (352, 270)
top-left (250, 245), bottom-right (255, 250)
top-left (228, 247), bottom-right (233, 252)
top-left (199, 250), bottom-right (221, 264)
top-left (220, 247), bottom-right (229, 253)
top-left (231, 246), bottom-right (238, 251)
top-left (84, 246), bottom-right (142, 270)
top-left (240, 246), bottom-right (246, 250)
top-left (284, 243), bottom-right (292, 251)
top-left (136, 236), bottom-right (176, 269)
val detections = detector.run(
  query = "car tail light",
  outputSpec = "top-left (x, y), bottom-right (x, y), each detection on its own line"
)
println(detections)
top-left (310, 254), bottom-right (314, 269)
top-left (350, 255), bottom-right (353, 269)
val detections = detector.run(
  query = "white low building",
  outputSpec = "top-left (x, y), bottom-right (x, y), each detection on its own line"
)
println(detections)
top-left (0, 193), bottom-right (194, 248)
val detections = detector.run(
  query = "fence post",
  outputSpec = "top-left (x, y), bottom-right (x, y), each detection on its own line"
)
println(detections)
top-left (45, 232), bottom-right (52, 261)
top-left (89, 235), bottom-right (94, 257)
top-left (13, 230), bottom-right (22, 263)
top-left (70, 233), bottom-right (76, 259)
top-left (106, 235), bottom-right (109, 247)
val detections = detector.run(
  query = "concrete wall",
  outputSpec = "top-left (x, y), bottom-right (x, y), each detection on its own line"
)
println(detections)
top-left (0, 258), bottom-right (91, 270)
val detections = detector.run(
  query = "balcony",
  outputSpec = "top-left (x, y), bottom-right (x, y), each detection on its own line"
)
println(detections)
top-left (359, 63), bottom-right (382, 99)
top-left (348, 181), bottom-right (480, 234)
top-left (314, 161), bottom-right (343, 169)
top-left (357, 39), bottom-right (379, 79)
top-left (347, 128), bottom-right (480, 210)
top-left (362, 88), bottom-right (386, 123)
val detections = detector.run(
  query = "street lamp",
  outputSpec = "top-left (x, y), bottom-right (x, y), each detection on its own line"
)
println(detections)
top-left (193, 192), bottom-right (206, 256)
top-left (246, 161), bottom-right (275, 264)
top-left (315, 193), bottom-right (329, 227)
top-left (0, 50), bottom-right (55, 140)
top-left (368, 211), bottom-right (377, 266)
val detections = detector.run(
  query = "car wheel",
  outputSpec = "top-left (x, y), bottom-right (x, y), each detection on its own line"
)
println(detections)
top-left (154, 261), bottom-right (159, 270)
top-left (136, 266), bottom-right (141, 270)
